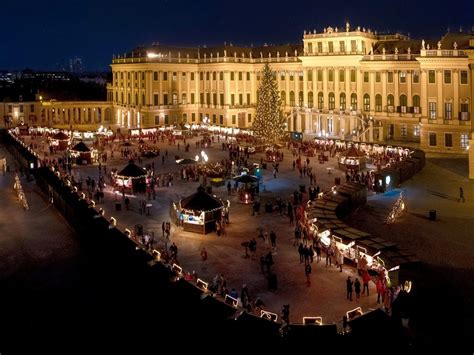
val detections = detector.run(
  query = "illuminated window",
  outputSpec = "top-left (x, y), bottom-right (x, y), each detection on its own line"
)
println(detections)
top-left (429, 102), bottom-right (436, 119)
top-left (445, 102), bottom-right (452, 119)
top-left (318, 92), bottom-right (324, 109)
top-left (328, 93), bottom-right (335, 110)
top-left (400, 124), bottom-right (407, 138)
top-left (350, 93), bottom-right (357, 110)
top-left (375, 94), bottom-right (382, 112)
top-left (363, 94), bottom-right (370, 111)
top-left (461, 134), bottom-right (469, 148)
top-left (413, 95), bottom-right (420, 113)
top-left (400, 72), bottom-right (406, 83)
top-left (340, 93), bottom-right (346, 110)
top-left (413, 125), bottom-right (420, 137)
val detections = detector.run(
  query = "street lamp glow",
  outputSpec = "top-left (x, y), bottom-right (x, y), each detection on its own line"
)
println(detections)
top-left (147, 52), bottom-right (159, 58)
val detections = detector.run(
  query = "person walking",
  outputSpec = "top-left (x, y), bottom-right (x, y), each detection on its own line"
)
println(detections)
top-left (270, 231), bottom-right (276, 248)
top-left (346, 276), bottom-right (353, 301)
top-left (354, 278), bottom-right (361, 300)
top-left (200, 247), bottom-right (208, 270)
top-left (362, 270), bottom-right (371, 296)
top-left (459, 186), bottom-right (465, 203)
top-left (305, 263), bottom-right (312, 287)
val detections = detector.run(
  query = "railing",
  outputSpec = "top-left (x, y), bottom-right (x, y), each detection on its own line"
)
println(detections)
top-left (363, 54), bottom-right (415, 61)
top-left (112, 56), bottom-right (300, 65)
top-left (423, 49), bottom-right (466, 57)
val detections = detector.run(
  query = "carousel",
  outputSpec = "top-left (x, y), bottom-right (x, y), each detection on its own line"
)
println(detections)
top-left (173, 186), bottom-right (227, 234)
top-left (114, 161), bottom-right (147, 193)
top-left (338, 146), bottom-right (366, 171)
top-left (69, 142), bottom-right (94, 165)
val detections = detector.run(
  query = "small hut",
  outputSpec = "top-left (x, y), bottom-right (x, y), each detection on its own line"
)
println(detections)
top-left (173, 186), bottom-right (224, 234)
top-left (69, 142), bottom-right (93, 165)
top-left (338, 146), bottom-right (366, 171)
top-left (50, 131), bottom-right (70, 150)
top-left (115, 161), bottom-right (147, 193)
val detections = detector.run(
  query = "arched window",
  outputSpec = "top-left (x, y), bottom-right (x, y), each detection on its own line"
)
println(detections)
top-left (400, 94), bottom-right (407, 113)
top-left (375, 94), bottom-right (382, 112)
top-left (413, 95), bottom-right (420, 113)
top-left (308, 91), bottom-right (314, 108)
top-left (318, 92), bottom-right (324, 109)
top-left (400, 94), bottom-right (407, 106)
top-left (340, 93), bottom-right (346, 110)
top-left (298, 91), bottom-right (304, 107)
top-left (363, 94), bottom-right (370, 111)
top-left (387, 94), bottom-right (394, 112)
top-left (289, 91), bottom-right (295, 106)
top-left (328, 92), bottom-right (335, 110)
top-left (281, 91), bottom-right (286, 106)
top-left (350, 93), bottom-right (357, 110)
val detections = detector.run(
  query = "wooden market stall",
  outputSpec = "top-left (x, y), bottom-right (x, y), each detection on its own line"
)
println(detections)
top-left (174, 186), bottom-right (225, 234)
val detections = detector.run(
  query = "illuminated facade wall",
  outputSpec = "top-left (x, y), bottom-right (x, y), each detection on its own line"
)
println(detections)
top-left (110, 24), bottom-right (473, 154)
top-left (1, 101), bottom-right (113, 131)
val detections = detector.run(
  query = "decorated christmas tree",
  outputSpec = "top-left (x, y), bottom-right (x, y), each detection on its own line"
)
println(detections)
top-left (252, 63), bottom-right (285, 144)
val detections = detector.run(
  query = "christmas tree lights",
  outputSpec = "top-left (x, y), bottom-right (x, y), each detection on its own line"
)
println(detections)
top-left (252, 63), bottom-right (285, 144)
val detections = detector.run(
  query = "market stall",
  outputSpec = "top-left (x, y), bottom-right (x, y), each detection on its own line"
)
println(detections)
top-left (337, 146), bottom-right (366, 171)
top-left (69, 141), bottom-right (94, 165)
top-left (173, 186), bottom-right (226, 234)
top-left (114, 161), bottom-right (147, 193)
top-left (49, 131), bottom-right (70, 151)
top-left (233, 174), bottom-right (259, 204)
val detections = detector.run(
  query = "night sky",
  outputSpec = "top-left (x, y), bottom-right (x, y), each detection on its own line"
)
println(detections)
top-left (2, 0), bottom-right (472, 71)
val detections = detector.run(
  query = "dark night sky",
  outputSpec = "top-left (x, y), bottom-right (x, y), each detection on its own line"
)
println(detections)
top-left (2, 0), bottom-right (472, 71)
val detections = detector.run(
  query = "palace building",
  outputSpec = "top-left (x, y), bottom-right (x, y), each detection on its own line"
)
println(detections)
top-left (109, 23), bottom-right (474, 155)
top-left (2, 23), bottom-right (474, 174)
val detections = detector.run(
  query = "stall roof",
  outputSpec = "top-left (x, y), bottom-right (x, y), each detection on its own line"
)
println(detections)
top-left (180, 186), bottom-right (223, 211)
top-left (117, 162), bottom-right (147, 178)
top-left (344, 227), bottom-right (371, 238)
top-left (308, 210), bottom-right (339, 220)
top-left (312, 199), bottom-right (339, 212)
top-left (340, 146), bottom-right (366, 158)
top-left (71, 141), bottom-right (91, 152)
top-left (51, 131), bottom-right (69, 140)
top-left (332, 228), bottom-right (370, 242)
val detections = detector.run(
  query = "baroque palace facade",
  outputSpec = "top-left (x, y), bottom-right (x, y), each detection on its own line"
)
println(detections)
top-left (2, 23), bottom-right (474, 175)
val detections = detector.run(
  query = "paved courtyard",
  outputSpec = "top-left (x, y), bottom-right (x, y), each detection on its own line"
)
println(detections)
top-left (5, 132), bottom-right (474, 349)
